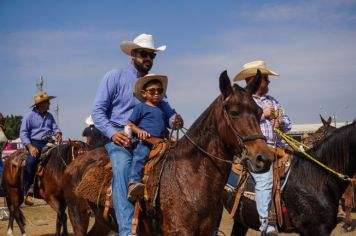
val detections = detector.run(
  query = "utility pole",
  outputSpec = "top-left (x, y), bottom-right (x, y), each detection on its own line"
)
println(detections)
top-left (54, 104), bottom-right (60, 126)
top-left (36, 76), bottom-right (44, 92)
top-left (332, 112), bottom-right (336, 127)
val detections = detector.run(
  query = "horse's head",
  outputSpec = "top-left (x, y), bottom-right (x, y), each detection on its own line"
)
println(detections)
top-left (218, 70), bottom-right (274, 173)
top-left (67, 139), bottom-right (88, 161)
top-left (302, 115), bottom-right (337, 148)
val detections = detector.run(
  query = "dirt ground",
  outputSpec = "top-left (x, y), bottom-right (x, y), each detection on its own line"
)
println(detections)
top-left (0, 198), bottom-right (355, 236)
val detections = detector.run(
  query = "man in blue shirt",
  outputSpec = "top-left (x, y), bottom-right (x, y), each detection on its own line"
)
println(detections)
top-left (92, 33), bottom-right (183, 236)
top-left (20, 91), bottom-right (62, 205)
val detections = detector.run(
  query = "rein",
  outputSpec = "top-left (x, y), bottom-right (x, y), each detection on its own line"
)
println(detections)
top-left (60, 145), bottom-right (76, 167)
top-left (59, 143), bottom-right (84, 167)
top-left (178, 95), bottom-right (267, 165)
top-left (180, 127), bottom-right (235, 164)
top-left (275, 128), bottom-right (356, 182)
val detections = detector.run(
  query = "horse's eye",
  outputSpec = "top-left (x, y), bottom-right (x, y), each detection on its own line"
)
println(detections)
top-left (229, 111), bottom-right (239, 118)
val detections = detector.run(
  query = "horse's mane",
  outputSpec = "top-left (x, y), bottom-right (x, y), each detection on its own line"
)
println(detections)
top-left (292, 121), bottom-right (356, 187)
top-left (47, 143), bottom-right (71, 173)
top-left (188, 96), bottom-right (220, 134)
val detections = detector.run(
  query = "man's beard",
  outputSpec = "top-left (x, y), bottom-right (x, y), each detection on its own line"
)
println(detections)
top-left (133, 60), bottom-right (152, 74)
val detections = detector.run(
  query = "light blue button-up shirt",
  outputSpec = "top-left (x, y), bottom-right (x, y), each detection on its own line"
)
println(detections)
top-left (92, 64), bottom-right (177, 139)
top-left (20, 107), bottom-right (62, 146)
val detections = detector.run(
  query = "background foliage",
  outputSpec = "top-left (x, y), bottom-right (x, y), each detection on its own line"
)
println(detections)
top-left (4, 115), bottom-right (22, 140)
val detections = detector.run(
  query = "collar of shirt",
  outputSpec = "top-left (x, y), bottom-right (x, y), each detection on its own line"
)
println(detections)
top-left (128, 63), bottom-right (140, 78)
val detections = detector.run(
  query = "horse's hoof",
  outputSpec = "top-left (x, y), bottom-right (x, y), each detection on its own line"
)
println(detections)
top-left (341, 223), bottom-right (355, 233)
top-left (6, 229), bottom-right (14, 236)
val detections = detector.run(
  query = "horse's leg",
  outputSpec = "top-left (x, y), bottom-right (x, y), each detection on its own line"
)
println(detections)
top-left (60, 201), bottom-right (69, 236)
top-left (342, 184), bottom-right (355, 232)
top-left (46, 195), bottom-right (64, 236)
top-left (6, 187), bottom-right (26, 236)
top-left (214, 206), bottom-right (224, 234)
top-left (342, 206), bottom-right (355, 232)
top-left (87, 218), bottom-right (111, 236)
top-left (66, 197), bottom-right (90, 236)
top-left (231, 220), bottom-right (248, 236)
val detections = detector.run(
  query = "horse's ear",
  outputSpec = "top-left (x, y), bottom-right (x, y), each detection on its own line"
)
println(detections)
top-left (68, 138), bottom-right (72, 145)
top-left (320, 115), bottom-right (332, 127)
top-left (326, 116), bottom-right (332, 126)
top-left (219, 70), bottom-right (233, 99)
top-left (245, 69), bottom-right (262, 95)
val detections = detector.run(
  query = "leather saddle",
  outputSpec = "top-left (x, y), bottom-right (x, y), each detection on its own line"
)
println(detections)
top-left (75, 137), bottom-right (170, 220)
top-left (225, 147), bottom-right (294, 232)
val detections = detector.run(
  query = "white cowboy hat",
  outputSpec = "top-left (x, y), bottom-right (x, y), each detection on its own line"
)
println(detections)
top-left (120, 33), bottom-right (166, 55)
top-left (85, 115), bottom-right (94, 126)
top-left (30, 91), bottom-right (56, 107)
top-left (134, 74), bottom-right (168, 102)
top-left (233, 60), bottom-right (279, 81)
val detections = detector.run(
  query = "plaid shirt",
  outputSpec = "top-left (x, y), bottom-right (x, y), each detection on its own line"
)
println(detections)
top-left (253, 94), bottom-right (292, 148)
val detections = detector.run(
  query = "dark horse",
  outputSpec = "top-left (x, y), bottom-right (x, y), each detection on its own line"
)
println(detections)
top-left (228, 120), bottom-right (356, 236)
top-left (63, 70), bottom-right (275, 235)
top-left (304, 116), bottom-right (356, 232)
top-left (1, 140), bottom-right (88, 236)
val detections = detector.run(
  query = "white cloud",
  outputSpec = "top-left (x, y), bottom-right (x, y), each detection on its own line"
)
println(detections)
top-left (1, 2), bottom-right (355, 139)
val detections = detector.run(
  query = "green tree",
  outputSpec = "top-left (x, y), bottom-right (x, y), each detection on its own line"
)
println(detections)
top-left (4, 115), bottom-right (22, 140)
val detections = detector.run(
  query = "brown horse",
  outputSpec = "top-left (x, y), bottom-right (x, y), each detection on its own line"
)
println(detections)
top-left (1, 140), bottom-right (88, 236)
top-left (302, 115), bottom-right (336, 147)
top-left (227, 121), bottom-right (356, 236)
top-left (63, 70), bottom-right (275, 235)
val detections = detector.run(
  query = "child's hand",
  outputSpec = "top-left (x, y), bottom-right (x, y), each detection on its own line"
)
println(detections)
top-left (137, 129), bottom-right (150, 140)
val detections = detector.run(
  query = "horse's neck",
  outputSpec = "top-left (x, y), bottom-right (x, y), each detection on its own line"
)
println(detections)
top-left (172, 117), bottom-right (233, 180)
top-left (290, 132), bottom-right (356, 196)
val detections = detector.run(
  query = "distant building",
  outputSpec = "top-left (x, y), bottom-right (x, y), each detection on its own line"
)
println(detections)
top-left (2, 138), bottom-right (24, 158)
top-left (287, 121), bottom-right (350, 141)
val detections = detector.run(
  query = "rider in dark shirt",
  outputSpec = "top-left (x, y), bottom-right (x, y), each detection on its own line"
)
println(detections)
top-left (82, 115), bottom-right (108, 150)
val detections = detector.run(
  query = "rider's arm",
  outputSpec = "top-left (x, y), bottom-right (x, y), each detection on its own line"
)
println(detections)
top-left (128, 104), bottom-right (150, 140)
top-left (19, 112), bottom-right (32, 147)
top-left (159, 98), bottom-right (184, 129)
top-left (271, 97), bottom-right (291, 133)
top-left (92, 70), bottom-right (120, 139)
top-left (48, 113), bottom-right (62, 141)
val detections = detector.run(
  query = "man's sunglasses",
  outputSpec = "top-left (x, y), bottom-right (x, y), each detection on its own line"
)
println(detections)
top-left (135, 50), bottom-right (156, 59)
top-left (145, 88), bottom-right (164, 95)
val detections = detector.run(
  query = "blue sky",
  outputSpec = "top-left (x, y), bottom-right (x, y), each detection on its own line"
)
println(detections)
top-left (1, 0), bottom-right (355, 139)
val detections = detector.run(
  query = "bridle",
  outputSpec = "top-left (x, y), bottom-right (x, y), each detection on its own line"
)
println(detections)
top-left (60, 142), bottom-right (87, 167)
top-left (179, 95), bottom-right (266, 165)
top-left (222, 95), bottom-right (266, 148)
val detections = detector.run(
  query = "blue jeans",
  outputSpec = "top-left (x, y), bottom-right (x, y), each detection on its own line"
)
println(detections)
top-left (130, 140), bottom-right (150, 184)
top-left (105, 141), bottom-right (136, 236)
top-left (24, 140), bottom-right (46, 194)
top-left (250, 165), bottom-right (274, 232)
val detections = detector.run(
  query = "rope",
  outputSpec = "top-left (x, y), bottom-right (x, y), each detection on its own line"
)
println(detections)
top-left (275, 128), bottom-right (356, 182)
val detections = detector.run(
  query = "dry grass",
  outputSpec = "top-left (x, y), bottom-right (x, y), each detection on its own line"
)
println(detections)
top-left (0, 198), bottom-right (355, 236)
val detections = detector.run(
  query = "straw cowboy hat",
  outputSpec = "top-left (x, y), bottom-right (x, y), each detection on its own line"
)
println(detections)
top-left (233, 60), bottom-right (279, 81)
top-left (85, 115), bottom-right (94, 126)
top-left (31, 91), bottom-right (56, 107)
top-left (134, 74), bottom-right (168, 102)
top-left (120, 33), bottom-right (166, 56)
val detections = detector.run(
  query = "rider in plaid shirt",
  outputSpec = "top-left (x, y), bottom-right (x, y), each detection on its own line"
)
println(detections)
top-left (234, 60), bottom-right (291, 236)
top-left (253, 94), bottom-right (291, 148)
